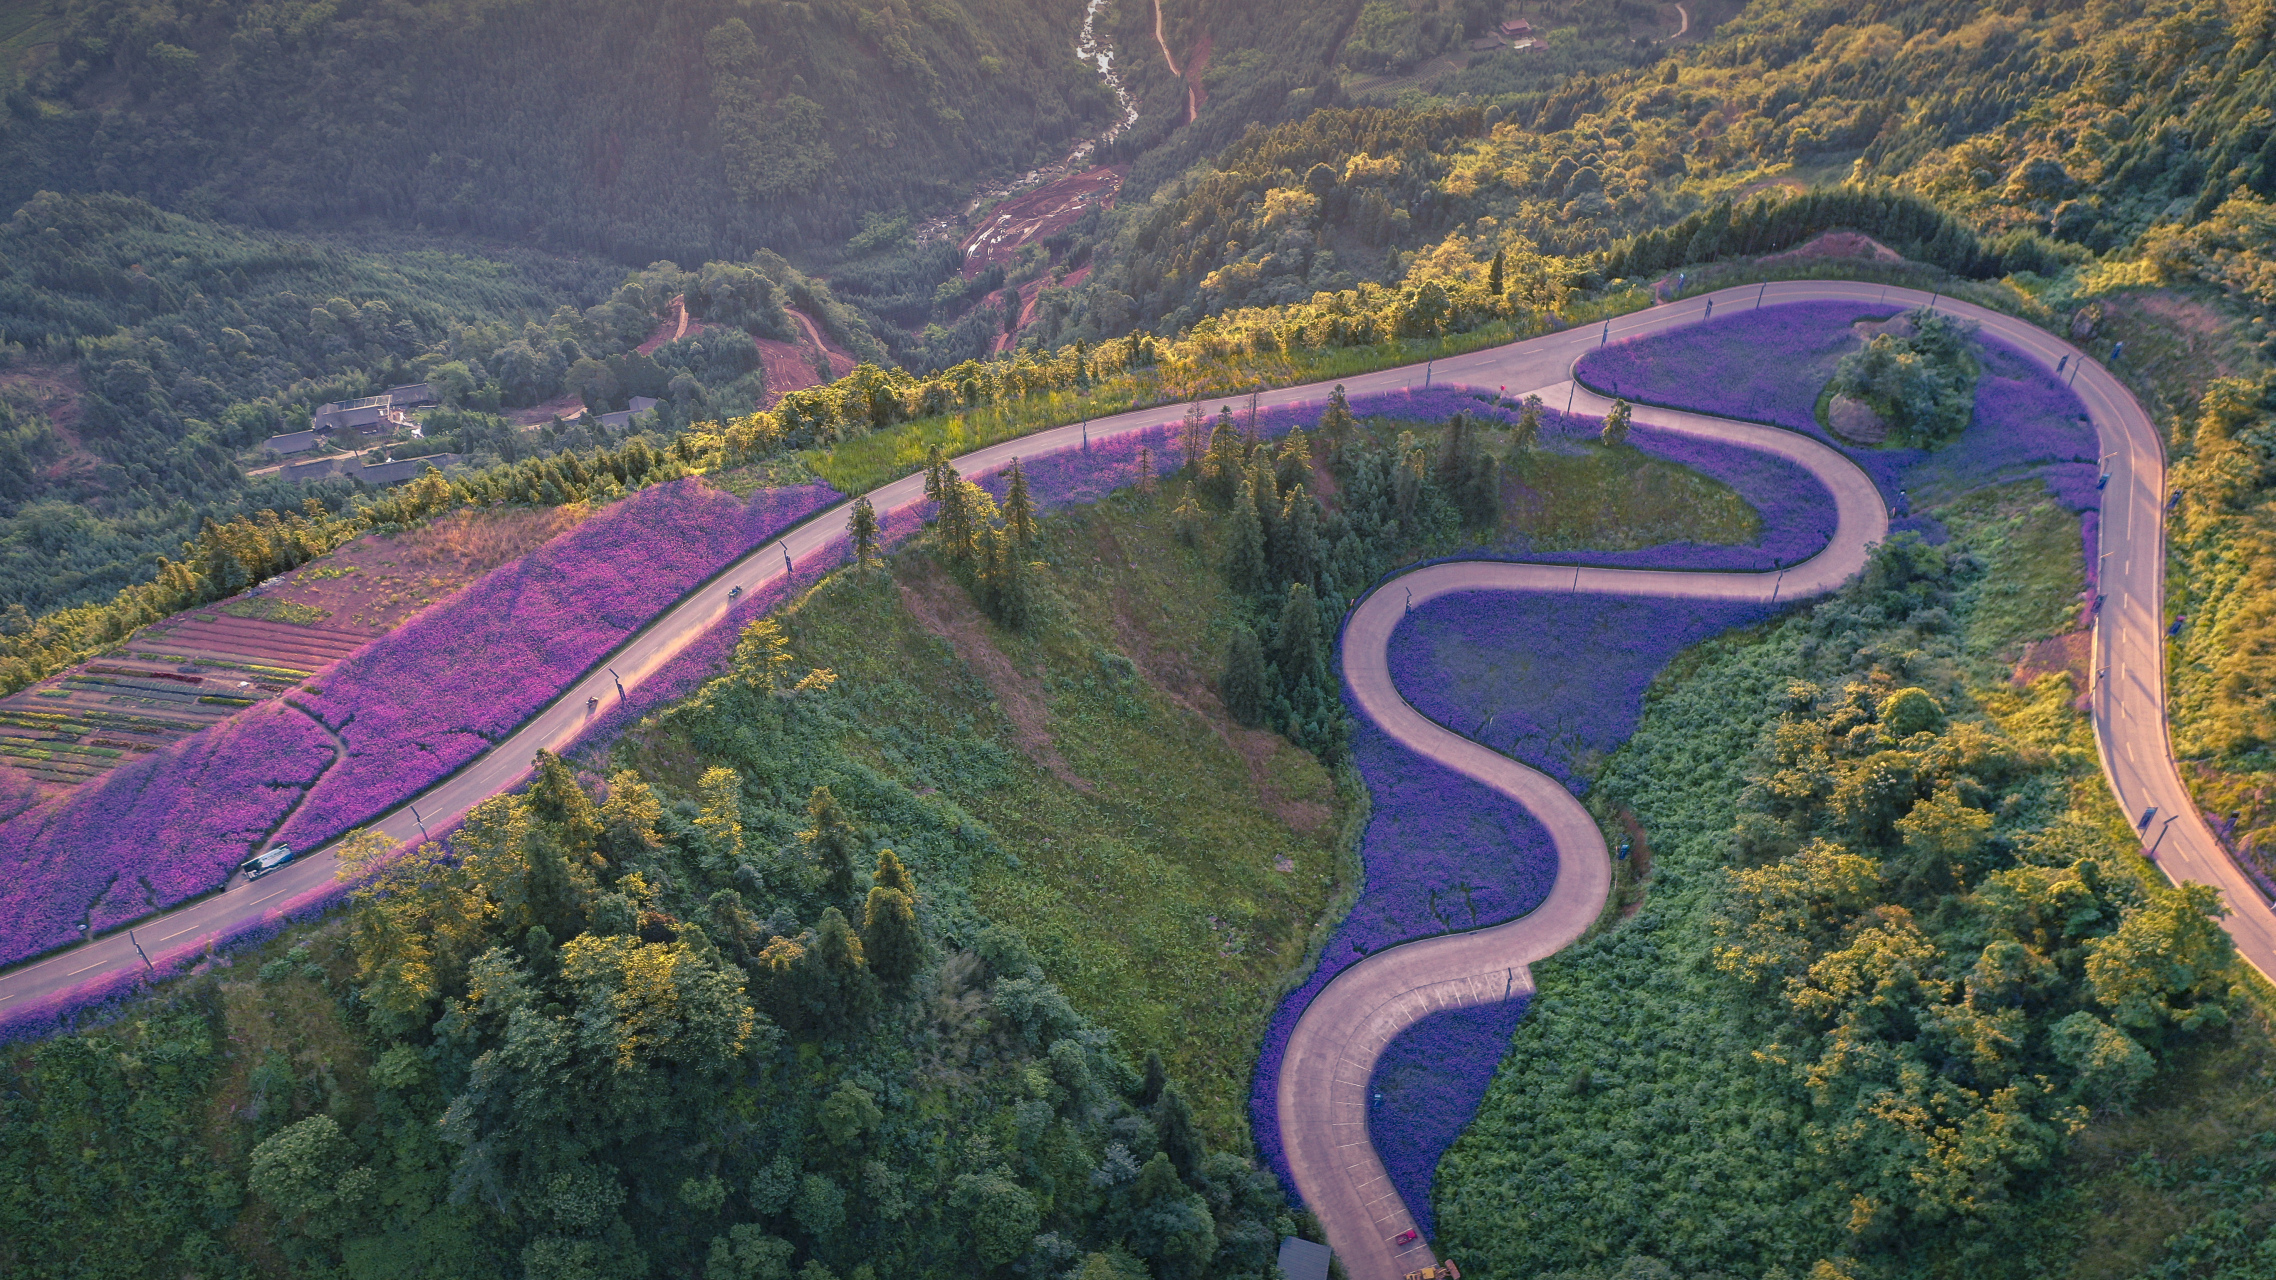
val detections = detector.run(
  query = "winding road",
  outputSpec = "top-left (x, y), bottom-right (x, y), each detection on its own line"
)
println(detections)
top-left (1, 281), bottom-right (2266, 1280)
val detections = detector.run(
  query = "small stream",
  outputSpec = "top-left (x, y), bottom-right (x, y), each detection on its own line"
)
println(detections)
top-left (1075, 0), bottom-right (1139, 144)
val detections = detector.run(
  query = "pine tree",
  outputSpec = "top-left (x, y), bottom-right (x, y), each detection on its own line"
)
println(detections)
top-left (874, 847), bottom-right (915, 897)
top-left (802, 907), bottom-right (880, 1031)
top-left (849, 495), bottom-right (881, 573)
top-left (1140, 1048), bottom-right (1168, 1105)
top-left (1278, 582), bottom-right (1323, 682)
top-left (1154, 1083), bottom-right (1204, 1183)
top-left (694, 766), bottom-right (744, 874)
top-left (1221, 626), bottom-right (1266, 726)
top-left (734, 617), bottom-right (794, 690)
top-left (1135, 445), bottom-right (1156, 496)
top-left (1602, 398), bottom-right (1633, 447)
top-left (804, 786), bottom-right (861, 901)
top-left (1318, 384), bottom-right (1357, 456)
top-left (1225, 480), bottom-right (1268, 595)
top-left (1002, 458), bottom-right (1037, 553)
top-left (1204, 409), bottom-right (1243, 504)
top-left (935, 462), bottom-right (974, 563)
top-left (529, 750), bottom-right (602, 856)
top-left (1172, 483), bottom-right (1204, 546)
top-left (1275, 490), bottom-right (1324, 590)
top-left (1274, 427), bottom-right (1312, 495)
top-left (862, 885), bottom-right (924, 992)
top-left (1489, 248), bottom-right (1506, 296)
top-left (1181, 402), bottom-right (1208, 474)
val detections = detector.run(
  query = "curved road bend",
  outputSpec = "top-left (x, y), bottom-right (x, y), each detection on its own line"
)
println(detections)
top-left (0, 281), bottom-right (2266, 1271)
top-left (1284, 386), bottom-right (1888, 1280)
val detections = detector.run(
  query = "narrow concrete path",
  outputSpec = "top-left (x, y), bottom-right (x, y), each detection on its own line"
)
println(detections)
top-left (1280, 382), bottom-right (1886, 1280)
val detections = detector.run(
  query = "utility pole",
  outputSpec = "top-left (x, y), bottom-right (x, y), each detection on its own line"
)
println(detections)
top-left (409, 803), bottom-right (430, 841)
top-left (129, 930), bottom-right (154, 973)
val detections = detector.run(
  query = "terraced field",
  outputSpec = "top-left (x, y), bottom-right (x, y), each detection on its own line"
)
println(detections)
top-left (0, 507), bottom-right (582, 799)
top-left (0, 611), bottom-right (369, 790)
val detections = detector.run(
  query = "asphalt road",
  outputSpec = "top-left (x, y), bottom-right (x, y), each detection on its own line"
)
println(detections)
top-left (1, 279), bottom-right (2265, 1279)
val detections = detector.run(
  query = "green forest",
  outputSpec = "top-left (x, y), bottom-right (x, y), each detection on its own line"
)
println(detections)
top-left (13, 0), bottom-right (2276, 1274)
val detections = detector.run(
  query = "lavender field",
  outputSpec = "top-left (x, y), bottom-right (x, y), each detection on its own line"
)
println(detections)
top-left (271, 479), bottom-right (837, 851)
top-left (0, 479), bottom-right (837, 971)
top-left (0, 702), bottom-right (339, 967)
top-left (1576, 300), bottom-right (2101, 513)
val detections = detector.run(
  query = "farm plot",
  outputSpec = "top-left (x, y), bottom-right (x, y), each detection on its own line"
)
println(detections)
top-left (0, 508), bottom-right (585, 801)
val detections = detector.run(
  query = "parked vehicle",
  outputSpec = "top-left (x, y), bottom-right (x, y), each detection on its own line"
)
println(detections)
top-left (239, 845), bottom-right (296, 879)
top-left (1403, 1264), bottom-right (1460, 1280)
top-left (1395, 1230), bottom-right (1419, 1246)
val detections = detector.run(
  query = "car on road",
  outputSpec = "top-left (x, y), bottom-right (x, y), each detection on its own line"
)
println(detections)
top-left (239, 846), bottom-right (296, 879)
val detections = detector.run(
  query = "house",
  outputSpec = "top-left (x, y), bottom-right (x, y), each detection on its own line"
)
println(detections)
top-left (598, 396), bottom-right (662, 430)
top-left (310, 395), bottom-right (393, 434)
top-left (358, 454), bottom-right (462, 485)
top-left (264, 430), bottom-right (319, 456)
top-left (383, 382), bottom-right (438, 408)
top-left (1501, 17), bottom-right (1532, 35)
top-left (1468, 34), bottom-right (1505, 49)
top-left (1275, 1239), bottom-right (1331, 1280)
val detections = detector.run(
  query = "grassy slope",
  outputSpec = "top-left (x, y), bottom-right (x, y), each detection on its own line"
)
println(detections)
top-left (642, 492), bottom-right (1350, 1144)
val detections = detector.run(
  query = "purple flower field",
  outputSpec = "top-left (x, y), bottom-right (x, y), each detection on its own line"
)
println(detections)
top-left (0, 701), bottom-right (338, 968)
top-left (273, 479), bottom-right (837, 850)
top-left (1576, 301), bottom-right (2100, 512)
top-left (1251, 712), bottom-right (1559, 1196)
top-left (0, 759), bottom-right (35, 823)
top-left (0, 479), bottom-right (836, 974)
top-left (1390, 589), bottom-right (1781, 795)
top-left (1366, 999), bottom-right (1531, 1238)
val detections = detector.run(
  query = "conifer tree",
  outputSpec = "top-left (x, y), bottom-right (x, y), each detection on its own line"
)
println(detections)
top-left (1221, 626), bottom-right (1267, 726)
top-left (1136, 445), bottom-right (1156, 496)
top-left (1140, 1048), bottom-right (1168, 1106)
top-left (599, 769), bottom-right (663, 866)
top-left (1274, 428), bottom-right (1313, 495)
top-left (1154, 1083), bottom-right (1204, 1183)
top-left (529, 750), bottom-right (602, 856)
top-left (874, 848), bottom-right (915, 897)
top-left (934, 461), bottom-right (971, 561)
top-left (1250, 457), bottom-right (1282, 562)
top-left (734, 617), bottom-right (794, 691)
top-left (694, 766), bottom-right (744, 874)
top-left (1003, 458), bottom-right (1037, 553)
top-left (802, 907), bottom-right (880, 1030)
top-left (923, 445), bottom-right (948, 503)
top-left (1489, 248), bottom-right (1506, 296)
top-left (849, 495), bottom-right (881, 573)
top-left (1277, 489), bottom-right (1325, 590)
top-left (1204, 410), bottom-right (1243, 504)
top-left (1225, 480), bottom-right (1268, 595)
top-left (862, 885), bottom-right (924, 992)
top-left (1278, 582), bottom-right (1323, 681)
top-left (1180, 402), bottom-right (1208, 474)
top-left (1318, 384), bottom-right (1357, 456)
top-left (804, 786), bottom-right (861, 901)
top-left (1172, 483), bottom-right (1205, 546)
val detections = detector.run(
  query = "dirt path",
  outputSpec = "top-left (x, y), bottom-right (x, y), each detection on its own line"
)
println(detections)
top-left (895, 568), bottom-right (1093, 792)
top-left (1151, 0), bottom-right (1198, 124)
